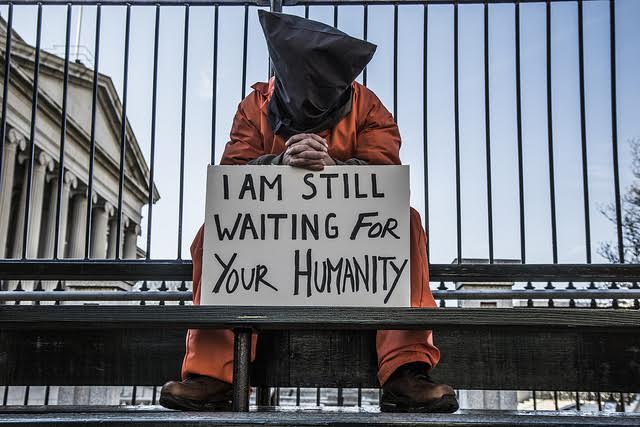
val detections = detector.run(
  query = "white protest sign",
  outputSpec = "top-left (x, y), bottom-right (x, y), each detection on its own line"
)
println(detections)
top-left (201, 165), bottom-right (410, 307)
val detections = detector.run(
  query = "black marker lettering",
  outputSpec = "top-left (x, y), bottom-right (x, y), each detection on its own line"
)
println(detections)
top-left (212, 253), bottom-right (238, 293)
top-left (325, 213), bottom-right (338, 238)
top-left (223, 174), bottom-right (229, 200)
top-left (302, 173), bottom-right (317, 200)
top-left (239, 213), bottom-right (259, 240)
top-left (239, 174), bottom-right (256, 200)
top-left (354, 173), bottom-right (367, 198)
top-left (260, 174), bottom-right (282, 201)
top-left (371, 174), bottom-right (385, 198)
top-left (319, 173), bottom-right (339, 199)
top-left (384, 259), bottom-right (408, 304)
top-left (301, 214), bottom-right (319, 240)
top-left (214, 214), bottom-right (242, 240)
top-left (350, 212), bottom-right (379, 240)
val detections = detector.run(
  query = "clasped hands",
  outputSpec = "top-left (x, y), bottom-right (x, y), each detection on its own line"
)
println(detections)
top-left (282, 133), bottom-right (336, 171)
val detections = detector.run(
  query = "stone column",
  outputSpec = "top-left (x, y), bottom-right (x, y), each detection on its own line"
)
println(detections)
top-left (123, 222), bottom-right (140, 259)
top-left (11, 164), bottom-right (28, 258)
top-left (42, 171), bottom-right (77, 258)
top-left (25, 151), bottom-right (53, 258)
top-left (0, 128), bottom-right (26, 257)
top-left (107, 215), bottom-right (129, 259)
top-left (90, 196), bottom-right (114, 259)
top-left (107, 217), bottom-right (119, 259)
top-left (66, 188), bottom-right (88, 259)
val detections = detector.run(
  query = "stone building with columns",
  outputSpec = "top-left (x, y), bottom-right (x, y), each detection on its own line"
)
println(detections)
top-left (0, 17), bottom-right (158, 292)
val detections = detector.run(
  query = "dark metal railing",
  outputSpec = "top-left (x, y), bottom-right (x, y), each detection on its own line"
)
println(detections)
top-left (0, 0), bottom-right (635, 282)
top-left (0, 0), bottom-right (638, 413)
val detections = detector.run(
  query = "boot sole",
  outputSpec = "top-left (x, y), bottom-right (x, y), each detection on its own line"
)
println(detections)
top-left (159, 393), bottom-right (232, 412)
top-left (380, 394), bottom-right (459, 413)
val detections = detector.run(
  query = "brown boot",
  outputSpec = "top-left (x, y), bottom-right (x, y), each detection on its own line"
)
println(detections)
top-left (380, 362), bottom-right (459, 413)
top-left (159, 374), bottom-right (233, 411)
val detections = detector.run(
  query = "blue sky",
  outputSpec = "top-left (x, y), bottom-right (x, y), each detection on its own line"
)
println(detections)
top-left (2, 0), bottom-right (639, 268)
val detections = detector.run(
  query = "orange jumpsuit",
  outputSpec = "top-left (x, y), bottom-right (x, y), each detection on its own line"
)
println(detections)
top-left (182, 78), bottom-right (440, 386)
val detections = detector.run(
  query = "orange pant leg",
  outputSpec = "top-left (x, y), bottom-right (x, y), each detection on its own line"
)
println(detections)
top-left (182, 209), bottom-right (440, 386)
top-left (181, 225), bottom-right (257, 383)
top-left (375, 208), bottom-right (440, 386)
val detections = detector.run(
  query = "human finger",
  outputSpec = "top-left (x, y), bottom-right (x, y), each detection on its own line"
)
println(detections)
top-left (290, 150), bottom-right (326, 161)
top-left (296, 138), bottom-right (328, 152)
top-left (289, 157), bottom-right (325, 170)
top-left (285, 134), bottom-right (310, 146)
top-left (305, 133), bottom-right (328, 147)
top-left (286, 141), bottom-right (325, 156)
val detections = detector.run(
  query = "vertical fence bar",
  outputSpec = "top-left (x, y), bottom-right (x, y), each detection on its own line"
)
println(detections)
top-left (423, 3), bottom-right (429, 257)
top-left (516, 0), bottom-right (530, 309)
top-left (577, 0), bottom-right (590, 266)
top-left (152, 386), bottom-right (157, 405)
top-left (333, 3), bottom-right (337, 28)
top-left (608, 0), bottom-right (622, 309)
top-left (575, 391), bottom-right (581, 410)
top-left (545, 0), bottom-right (558, 265)
top-left (515, 0), bottom-right (526, 264)
top-left (210, 4), bottom-right (219, 164)
top-left (392, 3), bottom-right (398, 123)
top-left (608, 0), bottom-right (623, 265)
top-left (177, 4), bottom-right (190, 260)
top-left (577, 0), bottom-right (596, 308)
top-left (545, 0), bottom-right (558, 306)
top-left (256, 386), bottom-right (270, 406)
top-left (146, 4), bottom-right (160, 259)
top-left (232, 328), bottom-right (252, 412)
top-left (115, 4), bottom-right (132, 259)
top-left (484, 0), bottom-right (494, 263)
top-left (316, 387), bottom-right (320, 406)
top-left (241, 4), bottom-right (249, 100)
top-left (21, 3), bottom-right (43, 261)
top-left (362, 4), bottom-right (367, 87)
top-left (453, 0), bottom-right (461, 264)
top-left (82, 3), bottom-right (100, 261)
top-left (0, 3), bottom-right (13, 199)
top-left (532, 390), bottom-right (537, 410)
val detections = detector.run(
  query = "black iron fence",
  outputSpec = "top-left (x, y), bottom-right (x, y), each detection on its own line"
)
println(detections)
top-left (0, 0), bottom-right (639, 412)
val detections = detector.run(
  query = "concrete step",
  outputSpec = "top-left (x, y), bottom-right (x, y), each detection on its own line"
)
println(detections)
top-left (0, 406), bottom-right (639, 426)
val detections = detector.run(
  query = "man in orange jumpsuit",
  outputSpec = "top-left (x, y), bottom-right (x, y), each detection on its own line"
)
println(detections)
top-left (160, 10), bottom-right (458, 413)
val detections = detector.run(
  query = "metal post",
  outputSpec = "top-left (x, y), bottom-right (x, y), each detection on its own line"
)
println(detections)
top-left (232, 328), bottom-right (252, 412)
top-left (268, 0), bottom-right (283, 78)
top-left (256, 386), bottom-right (271, 406)
top-left (270, 0), bottom-right (282, 13)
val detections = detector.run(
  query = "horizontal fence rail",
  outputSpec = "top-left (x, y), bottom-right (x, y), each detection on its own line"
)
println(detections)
top-left (1, 260), bottom-right (639, 282)
top-left (0, 0), bottom-right (611, 5)
top-left (2, 288), bottom-right (640, 301)
top-left (2, 306), bottom-right (639, 329)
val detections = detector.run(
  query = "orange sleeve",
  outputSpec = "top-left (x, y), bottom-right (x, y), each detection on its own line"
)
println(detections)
top-left (354, 88), bottom-right (401, 166)
top-left (220, 92), bottom-right (265, 165)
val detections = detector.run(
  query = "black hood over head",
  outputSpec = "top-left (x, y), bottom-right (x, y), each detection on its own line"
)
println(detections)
top-left (258, 10), bottom-right (377, 138)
